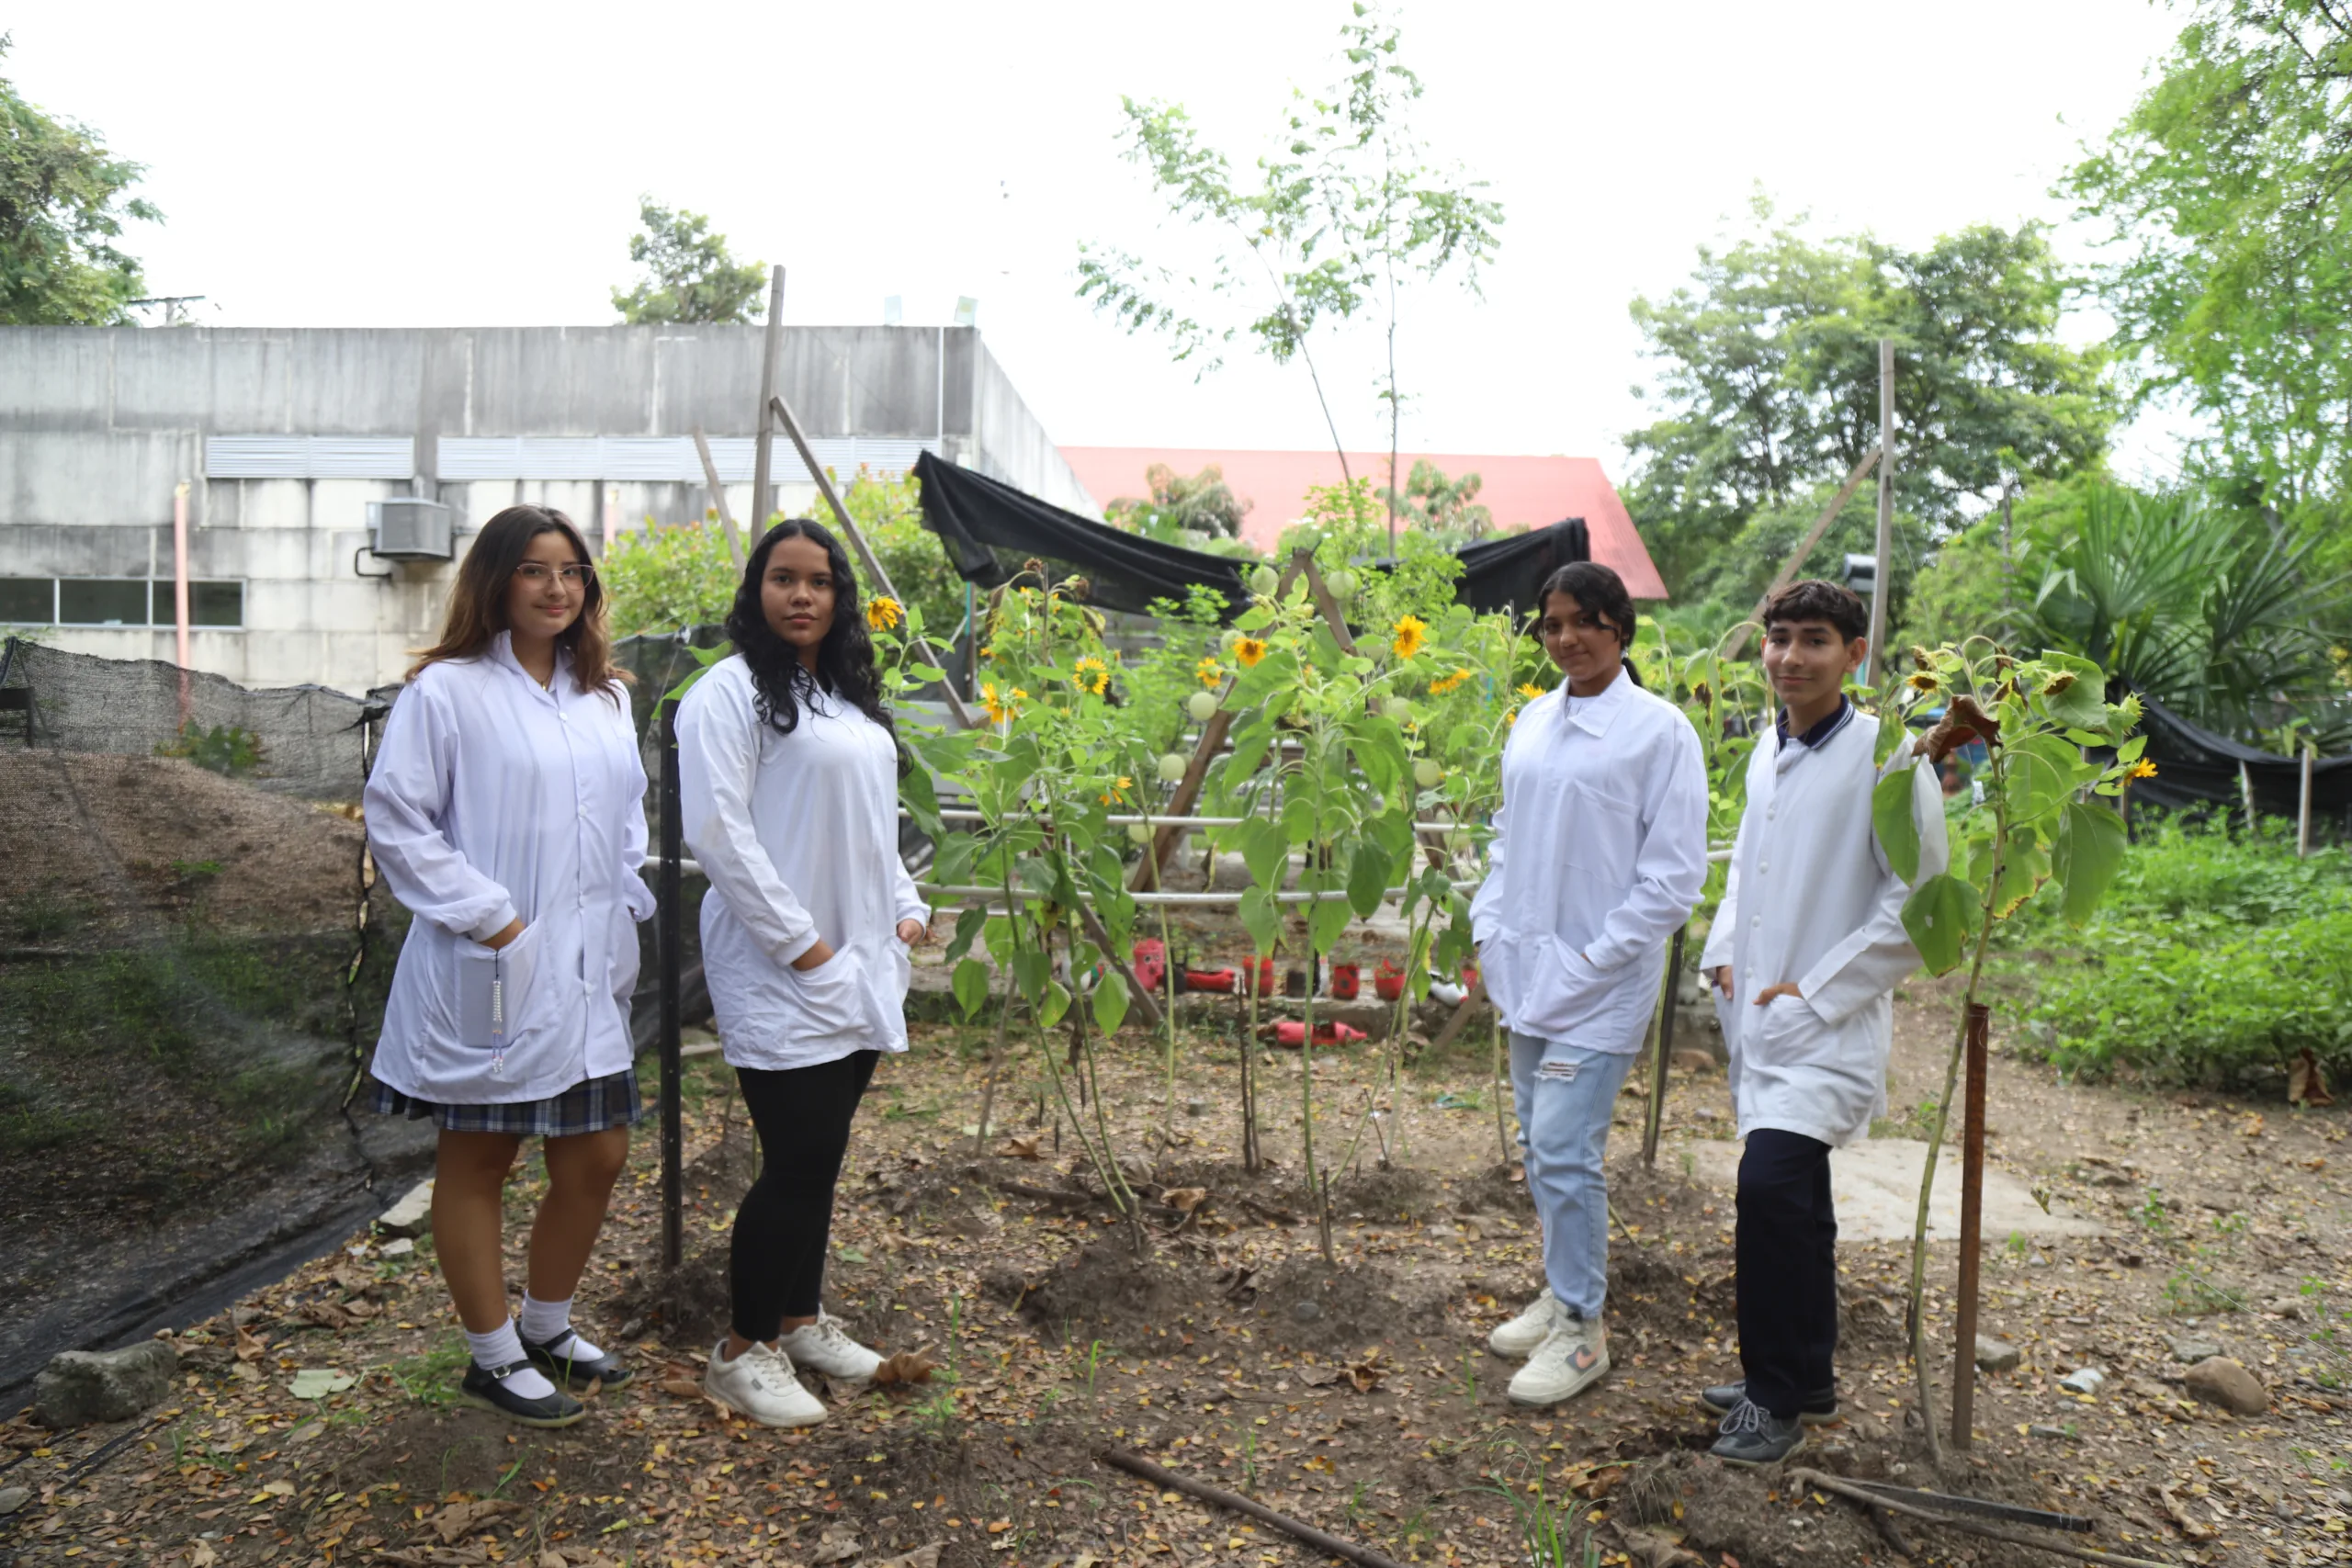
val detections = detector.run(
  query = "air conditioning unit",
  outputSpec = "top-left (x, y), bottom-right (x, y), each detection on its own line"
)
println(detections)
top-left (367, 499), bottom-right (456, 561)
top-left (1842, 552), bottom-right (1879, 595)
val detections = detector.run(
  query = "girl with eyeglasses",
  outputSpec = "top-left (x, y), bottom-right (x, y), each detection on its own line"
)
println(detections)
top-left (364, 504), bottom-right (653, 1427)
top-left (676, 517), bottom-right (930, 1427)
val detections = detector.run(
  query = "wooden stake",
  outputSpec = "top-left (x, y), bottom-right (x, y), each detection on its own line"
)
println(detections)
top-left (751, 265), bottom-right (786, 529)
top-left (1863, 338), bottom-right (1895, 687)
top-left (688, 428), bottom-right (746, 570)
top-left (1792, 1469), bottom-right (2178, 1568)
top-left (1951, 1000), bottom-right (1989, 1450)
top-left (1096, 1450), bottom-right (1413, 1568)
top-left (1723, 446), bottom-right (1880, 660)
top-left (1641, 926), bottom-right (1686, 1168)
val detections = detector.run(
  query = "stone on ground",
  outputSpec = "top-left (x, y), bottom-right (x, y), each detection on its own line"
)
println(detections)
top-left (34, 1340), bottom-right (178, 1427)
top-left (2183, 1356), bottom-right (2267, 1416)
top-left (1974, 1336), bottom-right (2021, 1373)
top-left (0, 1486), bottom-right (28, 1517)
top-left (376, 1179), bottom-right (434, 1237)
top-left (2166, 1334), bottom-right (2224, 1364)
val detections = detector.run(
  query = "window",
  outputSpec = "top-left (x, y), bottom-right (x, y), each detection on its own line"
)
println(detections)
top-left (59, 579), bottom-right (149, 626)
top-left (12, 579), bottom-right (245, 629)
top-left (0, 579), bottom-right (51, 623)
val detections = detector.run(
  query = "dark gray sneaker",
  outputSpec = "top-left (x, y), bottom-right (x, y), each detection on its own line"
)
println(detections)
top-left (1698, 1378), bottom-right (1838, 1425)
top-left (1711, 1398), bottom-right (1806, 1468)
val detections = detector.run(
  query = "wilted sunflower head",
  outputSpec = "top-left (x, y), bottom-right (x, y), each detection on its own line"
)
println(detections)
top-left (865, 596), bottom-right (903, 632)
top-left (1907, 671), bottom-right (1940, 693)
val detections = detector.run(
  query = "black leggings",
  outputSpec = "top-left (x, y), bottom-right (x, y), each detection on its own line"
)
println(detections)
top-left (1735, 1127), bottom-right (1839, 1418)
top-left (730, 1050), bottom-right (877, 1341)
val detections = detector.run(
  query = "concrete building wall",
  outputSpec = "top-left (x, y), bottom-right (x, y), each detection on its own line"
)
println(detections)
top-left (0, 325), bottom-right (1096, 694)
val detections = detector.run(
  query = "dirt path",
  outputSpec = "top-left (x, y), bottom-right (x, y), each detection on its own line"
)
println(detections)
top-left (3, 975), bottom-right (2346, 1568)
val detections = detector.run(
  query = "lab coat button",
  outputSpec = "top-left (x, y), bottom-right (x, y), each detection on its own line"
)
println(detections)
top-left (1751, 916), bottom-right (1761, 927)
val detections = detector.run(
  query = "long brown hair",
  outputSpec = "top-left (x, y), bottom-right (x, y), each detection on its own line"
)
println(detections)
top-left (406, 504), bottom-right (628, 698)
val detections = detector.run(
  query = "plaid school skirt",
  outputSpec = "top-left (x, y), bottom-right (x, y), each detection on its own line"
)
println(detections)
top-left (368, 1067), bottom-right (647, 1137)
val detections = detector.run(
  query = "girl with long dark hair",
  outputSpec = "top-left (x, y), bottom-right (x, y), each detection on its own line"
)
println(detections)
top-left (1468, 561), bottom-right (1707, 1407)
top-left (676, 517), bottom-right (930, 1427)
top-left (365, 504), bottom-right (651, 1427)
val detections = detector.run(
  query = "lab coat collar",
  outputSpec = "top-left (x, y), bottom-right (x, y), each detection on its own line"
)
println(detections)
top-left (1560, 666), bottom-right (1634, 739)
top-left (487, 629), bottom-right (571, 703)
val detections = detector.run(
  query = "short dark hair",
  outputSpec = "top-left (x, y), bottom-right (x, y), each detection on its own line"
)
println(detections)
top-left (1535, 561), bottom-right (1636, 650)
top-left (1761, 579), bottom-right (1867, 642)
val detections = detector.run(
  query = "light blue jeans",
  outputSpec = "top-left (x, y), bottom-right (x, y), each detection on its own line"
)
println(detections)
top-left (1509, 1032), bottom-right (1638, 1319)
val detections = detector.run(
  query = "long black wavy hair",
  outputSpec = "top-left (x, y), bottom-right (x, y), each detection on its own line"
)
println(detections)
top-left (725, 518), bottom-right (903, 761)
top-left (1535, 560), bottom-right (1645, 689)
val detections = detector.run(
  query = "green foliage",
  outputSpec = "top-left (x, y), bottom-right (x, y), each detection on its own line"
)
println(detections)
top-left (157, 722), bottom-right (265, 778)
top-left (1079, 4), bottom-right (1501, 485)
top-left (2018, 479), bottom-right (2346, 741)
top-left (2013, 822), bottom-right (2352, 1087)
top-left (1623, 195), bottom-right (2110, 601)
top-left (602, 517), bottom-right (738, 638)
top-left (0, 34), bottom-right (159, 325)
top-left (1898, 515), bottom-right (2018, 652)
top-left (1104, 462), bottom-right (1250, 542)
top-left (2067, 1), bottom-right (2352, 517)
top-left (1378, 459), bottom-right (1493, 542)
top-left (610, 197), bottom-right (766, 325)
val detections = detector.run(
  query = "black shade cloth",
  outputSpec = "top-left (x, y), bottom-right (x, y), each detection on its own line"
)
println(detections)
top-left (913, 452), bottom-right (1593, 621)
top-left (2126, 686), bottom-right (2352, 817)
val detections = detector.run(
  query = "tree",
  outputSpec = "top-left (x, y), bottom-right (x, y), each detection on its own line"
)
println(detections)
top-left (2068, 1), bottom-right (2352, 523)
top-left (1078, 3), bottom-right (1502, 550)
top-left (1377, 458), bottom-right (1491, 540)
top-left (1622, 197), bottom-right (2111, 600)
top-left (1106, 462), bottom-right (1250, 541)
top-left (611, 198), bottom-right (765, 325)
top-left (0, 34), bottom-right (159, 325)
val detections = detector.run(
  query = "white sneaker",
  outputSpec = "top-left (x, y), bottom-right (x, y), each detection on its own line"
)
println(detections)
top-left (1487, 1292), bottom-right (1564, 1359)
top-left (775, 1312), bottom-right (884, 1382)
top-left (1508, 1314), bottom-right (1611, 1407)
top-left (704, 1339), bottom-right (827, 1427)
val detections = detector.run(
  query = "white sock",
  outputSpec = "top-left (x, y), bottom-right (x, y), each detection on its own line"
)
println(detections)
top-left (466, 1321), bottom-right (557, 1400)
top-left (519, 1292), bottom-right (571, 1344)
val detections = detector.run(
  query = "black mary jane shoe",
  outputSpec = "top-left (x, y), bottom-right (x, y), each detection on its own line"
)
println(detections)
top-left (459, 1361), bottom-right (587, 1427)
top-left (521, 1330), bottom-right (634, 1392)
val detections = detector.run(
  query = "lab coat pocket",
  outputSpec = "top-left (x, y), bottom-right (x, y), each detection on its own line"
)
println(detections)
top-left (1561, 784), bottom-right (1639, 885)
top-left (455, 920), bottom-right (546, 1049)
top-left (783, 946), bottom-right (871, 1041)
top-left (1749, 993), bottom-right (1829, 1064)
top-left (609, 908), bottom-right (644, 1008)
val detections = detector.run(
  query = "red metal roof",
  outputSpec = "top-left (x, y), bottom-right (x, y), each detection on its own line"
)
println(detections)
top-left (1057, 447), bottom-right (1667, 600)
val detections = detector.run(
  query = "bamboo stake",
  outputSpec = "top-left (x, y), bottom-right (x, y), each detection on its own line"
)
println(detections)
top-left (1097, 1450), bottom-right (1413, 1568)
top-left (1722, 447), bottom-right (1880, 660)
top-left (688, 429), bottom-right (747, 570)
top-left (1791, 1470), bottom-right (2178, 1568)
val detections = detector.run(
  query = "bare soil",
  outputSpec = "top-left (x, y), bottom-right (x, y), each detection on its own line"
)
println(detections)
top-left (3, 962), bottom-right (2347, 1568)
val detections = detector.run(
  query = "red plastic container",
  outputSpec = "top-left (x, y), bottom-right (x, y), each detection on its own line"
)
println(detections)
top-left (1374, 960), bottom-right (1407, 1002)
top-left (1329, 962), bottom-right (1361, 1000)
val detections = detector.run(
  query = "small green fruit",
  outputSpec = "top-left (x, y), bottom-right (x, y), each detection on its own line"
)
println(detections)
top-left (1126, 822), bottom-right (1156, 846)
top-left (1326, 568), bottom-right (1358, 600)
top-left (1380, 696), bottom-right (1412, 724)
top-left (1249, 565), bottom-right (1280, 597)
top-left (1186, 690), bottom-right (1218, 722)
top-left (1158, 752), bottom-right (1190, 784)
top-left (1413, 759), bottom-right (1444, 789)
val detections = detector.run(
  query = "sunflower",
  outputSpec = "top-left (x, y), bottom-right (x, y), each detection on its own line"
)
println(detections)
top-left (1195, 656), bottom-right (1225, 688)
top-left (1907, 671), bottom-right (1941, 693)
top-left (1391, 615), bottom-right (1430, 660)
top-left (865, 596), bottom-right (903, 632)
top-left (1430, 670), bottom-right (1470, 696)
top-left (1071, 655), bottom-right (1111, 695)
top-left (982, 682), bottom-right (1022, 725)
top-left (2127, 758), bottom-right (2158, 780)
top-left (1517, 682), bottom-right (1544, 700)
top-left (1505, 706), bottom-right (1521, 728)
top-left (1099, 774), bottom-right (1133, 805)
top-left (1235, 637), bottom-right (1269, 669)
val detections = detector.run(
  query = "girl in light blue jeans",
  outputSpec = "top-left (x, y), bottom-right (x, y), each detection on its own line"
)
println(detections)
top-left (1465, 564), bottom-right (1707, 1406)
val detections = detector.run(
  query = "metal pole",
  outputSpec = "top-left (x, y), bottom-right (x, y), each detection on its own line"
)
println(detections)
top-left (658, 699), bottom-right (684, 1272)
top-left (2299, 742), bottom-right (2314, 858)
top-left (1951, 1000), bottom-right (1990, 1450)
top-left (1864, 339), bottom-right (1894, 688)
top-left (751, 265), bottom-right (786, 529)
top-left (2240, 759), bottom-right (2256, 835)
top-left (172, 479), bottom-right (192, 728)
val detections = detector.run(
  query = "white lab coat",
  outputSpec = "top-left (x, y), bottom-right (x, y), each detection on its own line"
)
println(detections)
top-left (676, 655), bottom-right (929, 1071)
top-left (1469, 674), bottom-right (1710, 1053)
top-left (1699, 708), bottom-right (1950, 1147)
top-left (366, 635), bottom-right (655, 1103)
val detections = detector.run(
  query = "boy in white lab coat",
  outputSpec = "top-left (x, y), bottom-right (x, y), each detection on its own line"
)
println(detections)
top-left (1695, 580), bottom-right (1951, 1466)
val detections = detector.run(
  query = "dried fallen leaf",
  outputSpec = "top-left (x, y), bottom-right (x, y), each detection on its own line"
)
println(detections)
top-left (2289, 1048), bottom-right (2334, 1108)
top-left (998, 1135), bottom-right (1043, 1161)
top-left (1162, 1187), bottom-right (1207, 1213)
top-left (433, 1497), bottom-right (520, 1545)
top-left (1347, 1347), bottom-right (1386, 1393)
top-left (656, 1378), bottom-right (706, 1401)
top-left (876, 1546), bottom-right (944, 1568)
top-left (872, 1351), bottom-right (940, 1388)
top-left (232, 1326), bottom-right (266, 1363)
top-left (2157, 1483), bottom-right (2217, 1540)
top-left (190, 1545), bottom-right (219, 1567)
top-left (1614, 1526), bottom-right (1704, 1567)
top-left (812, 1526), bottom-right (863, 1564)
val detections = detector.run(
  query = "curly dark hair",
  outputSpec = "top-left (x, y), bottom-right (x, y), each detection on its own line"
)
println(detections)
top-left (1762, 578), bottom-right (1868, 642)
top-left (724, 518), bottom-right (903, 769)
top-left (1535, 560), bottom-right (1645, 688)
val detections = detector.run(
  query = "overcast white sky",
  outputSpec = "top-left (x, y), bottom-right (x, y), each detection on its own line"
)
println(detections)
top-left (15, 0), bottom-right (2190, 480)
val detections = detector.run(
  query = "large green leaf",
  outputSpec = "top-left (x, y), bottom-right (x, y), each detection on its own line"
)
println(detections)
top-left (1308, 892), bottom-right (1353, 954)
top-left (1038, 979), bottom-right (1072, 1030)
top-left (1012, 948), bottom-right (1052, 1008)
top-left (2004, 733), bottom-right (2086, 825)
top-left (1239, 818), bottom-right (1290, 889)
top-left (1280, 792), bottom-right (1318, 847)
top-left (952, 958), bottom-right (991, 1019)
top-left (944, 905), bottom-right (988, 964)
top-left (1091, 969), bottom-right (1130, 1034)
top-left (899, 763), bottom-right (943, 839)
top-left (1238, 885), bottom-right (1282, 956)
top-left (1871, 769), bottom-right (1922, 884)
top-left (1901, 874), bottom-right (1981, 976)
top-left (1993, 828), bottom-right (2051, 918)
top-left (1346, 840), bottom-right (1392, 919)
top-left (2053, 800), bottom-right (2128, 928)
top-left (2038, 653), bottom-right (2109, 729)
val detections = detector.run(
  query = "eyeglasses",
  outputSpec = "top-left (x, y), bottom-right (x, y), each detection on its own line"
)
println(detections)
top-left (514, 563), bottom-right (595, 588)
